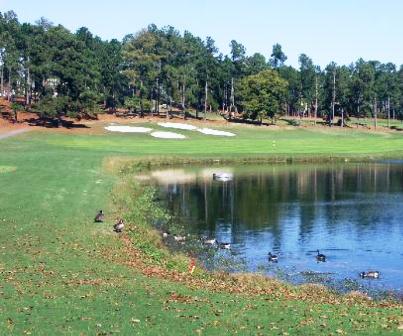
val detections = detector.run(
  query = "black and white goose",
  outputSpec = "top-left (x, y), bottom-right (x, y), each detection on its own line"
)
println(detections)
top-left (218, 242), bottom-right (231, 249)
top-left (360, 271), bottom-right (380, 279)
top-left (113, 218), bottom-right (124, 233)
top-left (268, 252), bottom-right (278, 262)
top-left (316, 250), bottom-right (326, 262)
top-left (94, 210), bottom-right (105, 223)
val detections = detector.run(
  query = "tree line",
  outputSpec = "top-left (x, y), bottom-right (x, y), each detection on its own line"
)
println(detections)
top-left (1, 10), bottom-right (403, 125)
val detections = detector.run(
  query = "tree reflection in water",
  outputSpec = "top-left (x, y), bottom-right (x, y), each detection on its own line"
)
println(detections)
top-left (152, 163), bottom-right (403, 294)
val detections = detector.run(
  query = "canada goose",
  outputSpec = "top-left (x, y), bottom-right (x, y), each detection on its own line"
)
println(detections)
top-left (174, 235), bottom-right (186, 242)
top-left (268, 252), bottom-right (278, 262)
top-left (360, 271), bottom-right (380, 279)
top-left (113, 218), bottom-right (124, 233)
top-left (316, 250), bottom-right (326, 262)
top-left (213, 173), bottom-right (233, 182)
top-left (94, 210), bottom-right (105, 223)
top-left (219, 242), bottom-right (231, 249)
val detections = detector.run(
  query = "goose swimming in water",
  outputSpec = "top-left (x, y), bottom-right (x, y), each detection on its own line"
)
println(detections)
top-left (213, 173), bottom-right (233, 182)
top-left (94, 210), bottom-right (105, 223)
top-left (113, 218), bottom-right (124, 233)
top-left (219, 242), bottom-right (231, 249)
top-left (316, 250), bottom-right (326, 262)
top-left (360, 271), bottom-right (380, 279)
top-left (268, 252), bottom-right (278, 262)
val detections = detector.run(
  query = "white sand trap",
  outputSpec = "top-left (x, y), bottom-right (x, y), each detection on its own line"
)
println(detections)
top-left (197, 128), bottom-right (236, 137)
top-left (158, 122), bottom-right (198, 130)
top-left (150, 131), bottom-right (186, 139)
top-left (105, 126), bottom-right (153, 133)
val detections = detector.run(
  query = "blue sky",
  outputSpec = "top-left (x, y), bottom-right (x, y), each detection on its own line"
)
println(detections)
top-left (2, 0), bottom-right (402, 68)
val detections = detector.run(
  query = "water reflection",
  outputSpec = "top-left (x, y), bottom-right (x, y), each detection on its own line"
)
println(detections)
top-left (152, 163), bottom-right (403, 294)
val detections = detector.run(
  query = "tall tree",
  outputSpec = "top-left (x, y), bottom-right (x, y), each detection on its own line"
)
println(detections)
top-left (238, 69), bottom-right (287, 123)
top-left (269, 43), bottom-right (287, 68)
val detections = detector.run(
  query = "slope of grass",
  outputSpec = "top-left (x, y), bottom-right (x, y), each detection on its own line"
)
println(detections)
top-left (0, 126), bottom-right (402, 335)
top-left (45, 123), bottom-right (403, 158)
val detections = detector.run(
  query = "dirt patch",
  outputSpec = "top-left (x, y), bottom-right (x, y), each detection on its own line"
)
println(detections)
top-left (0, 129), bottom-right (31, 140)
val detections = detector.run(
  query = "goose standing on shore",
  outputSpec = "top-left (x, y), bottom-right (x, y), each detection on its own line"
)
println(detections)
top-left (94, 210), bottom-right (105, 223)
top-left (113, 218), bottom-right (124, 233)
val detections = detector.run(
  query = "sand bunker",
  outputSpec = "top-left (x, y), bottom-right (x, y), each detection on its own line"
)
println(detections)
top-left (150, 131), bottom-right (186, 139)
top-left (158, 122), bottom-right (198, 130)
top-left (105, 126), bottom-right (153, 133)
top-left (197, 128), bottom-right (236, 137)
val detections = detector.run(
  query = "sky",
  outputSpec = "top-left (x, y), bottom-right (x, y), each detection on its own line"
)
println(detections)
top-left (2, 0), bottom-right (403, 68)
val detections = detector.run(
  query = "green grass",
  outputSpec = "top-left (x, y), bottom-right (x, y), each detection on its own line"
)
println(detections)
top-left (45, 122), bottom-right (403, 158)
top-left (0, 125), bottom-right (402, 335)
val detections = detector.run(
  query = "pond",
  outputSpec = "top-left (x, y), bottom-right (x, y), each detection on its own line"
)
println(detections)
top-left (148, 163), bottom-right (403, 296)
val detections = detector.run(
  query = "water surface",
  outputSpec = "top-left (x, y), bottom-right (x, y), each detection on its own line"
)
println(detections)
top-left (150, 163), bottom-right (403, 295)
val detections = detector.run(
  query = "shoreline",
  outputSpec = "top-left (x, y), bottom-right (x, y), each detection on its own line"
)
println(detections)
top-left (109, 156), bottom-right (403, 306)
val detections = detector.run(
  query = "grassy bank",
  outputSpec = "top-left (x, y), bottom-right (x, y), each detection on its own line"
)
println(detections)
top-left (0, 126), bottom-right (402, 335)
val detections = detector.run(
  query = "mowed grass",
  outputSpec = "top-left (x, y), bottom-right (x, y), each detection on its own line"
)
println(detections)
top-left (0, 125), bottom-right (402, 335)
top-left (45, 123), bottom-right (403, 157)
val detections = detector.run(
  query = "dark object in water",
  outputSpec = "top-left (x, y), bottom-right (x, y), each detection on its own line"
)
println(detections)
top-left (268, 252), bottom-right (278, 262)
top-left (219, 242), bottom-right (231, 249)
top-left (360, 271), bottom-right (380, 279)
top-left (95, 210), bottom-right (104, 223)
top-left (316, 250), bottom-right (326, 262)
top-left (213, 173), bottom-right (233, 182)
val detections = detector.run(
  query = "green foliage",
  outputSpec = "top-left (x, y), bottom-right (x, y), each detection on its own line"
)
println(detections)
top-left (238, 69), bottom-right (288, 121)
top-left (1, 10), bottom-right (403, 123)
top-left (270, 43), bottom-right (287, 68)
top-left (10, 102), bottom-right (23, 112)
top-left (124, 96), bottom-right (140, 111)
top-left (34, 95), bottom-right (71, 118)
top-left (78, 89), bottom-right (102, 114)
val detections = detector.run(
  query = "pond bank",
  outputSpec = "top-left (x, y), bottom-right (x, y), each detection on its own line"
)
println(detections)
top-left (107, 156), bottom-right (403, 307)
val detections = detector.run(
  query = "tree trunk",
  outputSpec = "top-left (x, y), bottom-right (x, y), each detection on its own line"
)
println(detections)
top-left (204, 80), bottom-right (208, 120)
top-left (314, 76), bottom-right (318, 125)
top-left (181, 82), bottom-right (186, 119)
top-left (230, 77), bottom-right (235, 113)
top-left (0, 65), bottom-right (3, 96)
top-left (341, 108), bottom-right (344, 127)
top-left (222, 83), bottom-right (226, 114)
top-left (373, 97), bottom-right (377, 129)
top-left (140, 80), bottom-right (144, 117)
top-left (8, 66), bottom-right (12, 101)
top-left (25, 64), bottom-right (31, 106)
top-left (387, 96), bottom-right (391, 128)
top-left (167, 96), bottom-right (171, 119)
top-left (332, 69), bottom-right (336, 122)
top-left (156, 77), bottom-right (160, 116)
